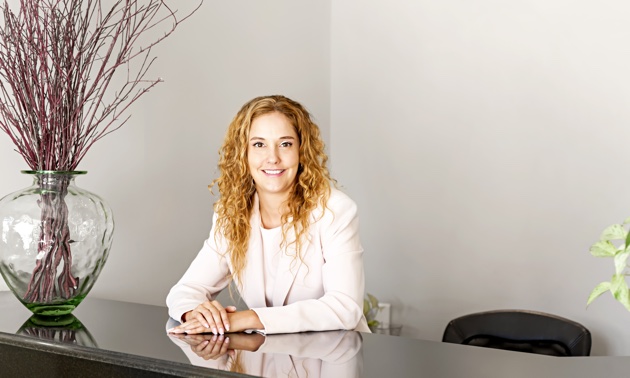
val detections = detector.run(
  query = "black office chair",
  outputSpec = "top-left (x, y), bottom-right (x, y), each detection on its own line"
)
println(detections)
top-left (442, 310), bottom-right (591, 356)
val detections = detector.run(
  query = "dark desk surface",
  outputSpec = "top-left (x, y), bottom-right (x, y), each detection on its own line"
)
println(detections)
top-left (0, 292), bottom-right (629, 377)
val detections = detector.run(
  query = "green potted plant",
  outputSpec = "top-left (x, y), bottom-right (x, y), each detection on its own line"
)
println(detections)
top-left (587, 217), bottom-right (630, 311)
top-left (364, 292), bottom-right (381, 330)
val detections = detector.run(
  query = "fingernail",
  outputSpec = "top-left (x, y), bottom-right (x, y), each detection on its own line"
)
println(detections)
top-left (212, 327), bottom-right (217, 334)
top-left (219, 328), bottom-right (224, 335)
top-left (204, 323), bottom-right (209, 328)
top-left (226, 324), bottom-right (230, 331)
top-left (225, 337), bottom-right (230, 343)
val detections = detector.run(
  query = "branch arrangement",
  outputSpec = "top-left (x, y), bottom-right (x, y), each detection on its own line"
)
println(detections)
top-left (0, 0), bottom-right (201, 170)
top-left (0, 0), bottom-right (201, 307)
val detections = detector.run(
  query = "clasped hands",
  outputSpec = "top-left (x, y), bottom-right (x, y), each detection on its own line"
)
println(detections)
top-left (168, 300), bottom-right (264, 335)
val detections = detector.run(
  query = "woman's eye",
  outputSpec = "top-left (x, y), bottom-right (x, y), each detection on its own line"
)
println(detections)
top-left (252, 142), bottom-right (264, 148)
top-left (280, 141), bottom-right (293, 148)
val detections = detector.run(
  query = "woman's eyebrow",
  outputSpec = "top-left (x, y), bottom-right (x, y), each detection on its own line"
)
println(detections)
top-left (249, 136), bottom-right (296, 141)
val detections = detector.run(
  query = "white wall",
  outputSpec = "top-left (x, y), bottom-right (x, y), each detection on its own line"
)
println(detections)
top-left (331, 1), bottom-right (630, 355)
top-left (0, 1), bottom-right (331, 303)
top-left (1, 0), bottom-right (629, 357)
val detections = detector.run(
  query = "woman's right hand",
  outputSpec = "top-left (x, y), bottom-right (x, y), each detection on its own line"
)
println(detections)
top-left (172, 300), bottom-right (237, 335)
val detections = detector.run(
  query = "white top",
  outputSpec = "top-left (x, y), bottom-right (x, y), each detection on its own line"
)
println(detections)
top-left (259, 225), bottom-right (282, 307)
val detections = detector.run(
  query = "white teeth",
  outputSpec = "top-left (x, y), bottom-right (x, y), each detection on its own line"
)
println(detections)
top-left (264, 169), bottom-right (283, 174)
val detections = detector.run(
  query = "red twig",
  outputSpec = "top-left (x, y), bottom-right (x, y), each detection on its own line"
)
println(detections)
top-left (0, 0), bottom-right (202, 170)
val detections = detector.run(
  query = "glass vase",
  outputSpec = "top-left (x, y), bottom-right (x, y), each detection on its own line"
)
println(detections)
top-left (0, 171), bottom-right (114, 316)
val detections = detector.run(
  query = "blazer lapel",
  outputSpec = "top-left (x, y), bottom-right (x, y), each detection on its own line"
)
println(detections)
top-left (272, 224), bottom-right (311, 306)
top-left (239, 194), bottom-right (266, 308)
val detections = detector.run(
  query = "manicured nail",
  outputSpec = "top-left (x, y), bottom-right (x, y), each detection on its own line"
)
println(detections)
top-left (219, 328), bottom-right (224, 335)
top-left (212, 327), bottom-right (217, 334)
top-left (225, 324), bottom-right (230, 331)
top-left (204, 323), bottom-right (209, 328)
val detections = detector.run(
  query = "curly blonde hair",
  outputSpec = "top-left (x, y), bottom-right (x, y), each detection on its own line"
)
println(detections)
top-left (209, 95), bottom-right (333, 285)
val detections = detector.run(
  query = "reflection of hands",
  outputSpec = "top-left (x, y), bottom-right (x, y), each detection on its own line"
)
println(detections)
top-left (170, 300), bottom-right (236, 335)
top-left (171, 333), bottom-right (233, 361)
top-left (167, 327), bottom-right (363, 377)
top-left (170, 332), bottom-right (266, 361)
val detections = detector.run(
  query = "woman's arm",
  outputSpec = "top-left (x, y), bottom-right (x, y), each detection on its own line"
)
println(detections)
top-left (166, 214), bottom-right (232, 324)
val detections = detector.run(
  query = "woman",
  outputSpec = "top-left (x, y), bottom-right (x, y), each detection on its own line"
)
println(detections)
top-left (167, 95), bottom-right (369, 335)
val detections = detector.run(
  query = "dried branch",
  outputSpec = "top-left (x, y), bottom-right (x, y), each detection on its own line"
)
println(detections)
top-left (0, 0), bottom-right (202, 170)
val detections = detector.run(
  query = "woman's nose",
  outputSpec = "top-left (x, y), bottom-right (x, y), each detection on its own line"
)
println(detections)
top-left (267, 147), bottom-right (279, 164)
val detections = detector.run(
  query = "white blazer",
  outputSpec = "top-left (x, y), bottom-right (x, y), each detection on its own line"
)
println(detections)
top-left (166, 188), bottom-right (370, 334)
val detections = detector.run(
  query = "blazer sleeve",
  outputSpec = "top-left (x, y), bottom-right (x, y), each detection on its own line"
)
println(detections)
top-left (251, 192), bottom-right (367, 334)
top-left (166, 213), bottom-right (231, 322)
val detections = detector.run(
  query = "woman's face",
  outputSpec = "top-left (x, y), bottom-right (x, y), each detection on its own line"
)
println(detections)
top-left (247, 112), bottom-right (300, 200)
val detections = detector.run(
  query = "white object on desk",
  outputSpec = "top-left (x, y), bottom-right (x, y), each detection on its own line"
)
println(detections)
top-left (375, 302), bottom-right (391, 327)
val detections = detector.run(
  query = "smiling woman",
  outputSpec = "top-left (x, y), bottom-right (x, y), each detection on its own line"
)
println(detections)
top-left (166, 95), bottom-right (370, 338)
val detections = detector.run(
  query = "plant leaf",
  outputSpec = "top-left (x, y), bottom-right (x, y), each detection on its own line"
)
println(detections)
top-left (619, 290), bottom-right (630, 312)
top-left (611, 274), bottom-right (629, 300)
top-left (367, 319), bottom-right (379, 328)
top-left (587, 281), bottom-right (611, 306)
top-left (589, 240), bottom-right (618, 257)
top-left (623, 217), bottom-right (630, 225)
top-left (367, 293), bottom-right (379, 309)
top-left (614, 250), bottom-right (630, 275)
top-left (601, 224), bottom-right (626, 241)
top-left (625, 225), bottom-right (630, 250)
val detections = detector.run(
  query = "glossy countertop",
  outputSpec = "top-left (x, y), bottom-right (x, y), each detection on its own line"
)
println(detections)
top-left (0, 292), bottom-right (629, 377)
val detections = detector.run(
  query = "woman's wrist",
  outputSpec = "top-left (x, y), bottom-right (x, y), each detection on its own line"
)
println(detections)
top-left (228, 310), bottom-right (264, 332)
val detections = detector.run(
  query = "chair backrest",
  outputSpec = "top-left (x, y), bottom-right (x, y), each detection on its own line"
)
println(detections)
top-left (442, 310), bottom-right (591, 356)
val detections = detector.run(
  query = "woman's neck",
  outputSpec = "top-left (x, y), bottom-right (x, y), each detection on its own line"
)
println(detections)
top-left (257, 192), bottom-right (289, 229)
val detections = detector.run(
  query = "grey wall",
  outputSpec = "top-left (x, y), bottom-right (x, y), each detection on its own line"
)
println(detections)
top-left (331, 0), bottom-right (630, 356)
top-left (0, 0), bottom-right (629, 356)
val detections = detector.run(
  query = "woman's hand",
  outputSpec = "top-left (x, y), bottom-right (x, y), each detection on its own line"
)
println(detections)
top-left (170, 300), bottom-right (236, 335)
top-left (168, 305), bottom-right (265, 335)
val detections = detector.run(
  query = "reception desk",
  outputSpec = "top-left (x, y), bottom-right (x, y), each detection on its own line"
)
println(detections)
top-left (0, 292), bottom-right (628, 377)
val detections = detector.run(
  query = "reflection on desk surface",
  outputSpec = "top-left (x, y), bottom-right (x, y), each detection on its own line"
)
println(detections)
top-left (3, 295), bottom-right (630, 378)
top-left (17, 314), bottom-right (97, 348)
top-left (168, 328), bottom-right (362, 378)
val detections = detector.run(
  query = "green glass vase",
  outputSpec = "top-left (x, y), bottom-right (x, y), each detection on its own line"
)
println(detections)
top-left (0, 171), bottom-right (114, 316)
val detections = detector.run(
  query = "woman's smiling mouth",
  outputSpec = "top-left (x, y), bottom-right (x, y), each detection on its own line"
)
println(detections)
top-left (263, 169), bottom-right (284, 175)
